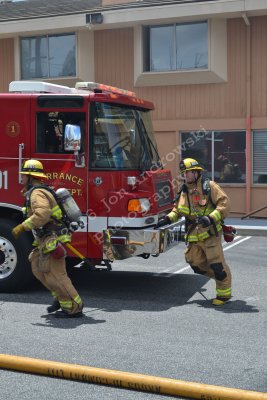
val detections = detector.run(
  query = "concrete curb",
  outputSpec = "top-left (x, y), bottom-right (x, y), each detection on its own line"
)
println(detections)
top-left (0, 354), bottom-right (266, 399)
top-left (225, 218), bottom-right (267, 237)
top-left (235, 226), bottom-right (267, 237)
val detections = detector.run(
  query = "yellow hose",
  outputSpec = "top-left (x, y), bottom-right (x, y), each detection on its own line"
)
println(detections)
top-left (65, 242), bottom-right (86, 260)
top-left (0, 354), bottom-right (266, 400)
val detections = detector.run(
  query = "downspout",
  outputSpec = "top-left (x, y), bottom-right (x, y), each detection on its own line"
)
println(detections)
top-left (243, 13), bottom-right (251, 214)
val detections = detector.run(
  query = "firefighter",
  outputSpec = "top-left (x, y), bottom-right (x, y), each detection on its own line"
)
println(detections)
top-left (11, 159), bottom-right (84, 318)
top-left (218, 154), bottom-right (242, 183)
top-left (157, 158), bottom-right (232, 306)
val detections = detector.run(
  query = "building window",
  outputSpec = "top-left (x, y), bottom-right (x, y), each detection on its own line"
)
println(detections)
top-left (21, 33), bottom-right (76, 79)
top-left (144, 21), bottom-right (208, 72)
top-left (180, 130), bottom-right (245, 184)
top-left (253, 131), bottom-right (267, 184)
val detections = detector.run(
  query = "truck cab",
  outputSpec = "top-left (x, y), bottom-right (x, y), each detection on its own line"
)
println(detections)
top-left (0, 81), bottom-right (181, 291)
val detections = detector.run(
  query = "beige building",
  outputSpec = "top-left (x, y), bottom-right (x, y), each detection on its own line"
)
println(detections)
top-left (0, 0), bottom-right (267, 217)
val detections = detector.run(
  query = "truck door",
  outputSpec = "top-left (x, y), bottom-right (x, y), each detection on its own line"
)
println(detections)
top-left (0, 95), bottom-right (31, 207)
top-left (29, 96), bottom-right (88, 257)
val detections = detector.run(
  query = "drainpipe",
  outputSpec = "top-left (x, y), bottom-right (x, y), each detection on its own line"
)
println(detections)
top-left (243, 13), bottom-right (251, 214)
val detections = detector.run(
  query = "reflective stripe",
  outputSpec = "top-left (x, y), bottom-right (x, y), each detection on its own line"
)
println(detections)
top-left (57, 233), bottom-right (71, 243)
top-left (205, 207), bottom-right (216, 214)
top-left (210, 209), bottom-right (221, 222)
top-left (177, 205), bottom-right (216, 218)
top-left (217, 287), bottom-right (231, 297)
top-left (168, 211), bottom-right (180, 222)
top-left (39, 234), bottom-right (71, 253)
top-left (59, 300), bottom-right (72, 310)
top-left (186, 231), bottom-right (210, 242)
top-left (205, 222), bottom-right (224, 233)
top-left (73, 295), bottom-right (82, 305)
top-left (51, 291), bottom-right (57, 299)
top-left (186, 223), bottom-right (222, 242)
top-left (214, 223), bottom-right (222, 232)
top-left (178, 206), bottom-right (190, 215)
top-left (51, 205), bottom-right (62, 220)
top-left (43, 239), bottom-right (58, 253)
top-left (24, 218), bottom-right (34, 230)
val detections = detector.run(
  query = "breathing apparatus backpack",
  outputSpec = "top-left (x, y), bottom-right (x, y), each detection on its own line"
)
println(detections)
top-left (54, 187), bottom-right (84, 232)
top-left (27, 185), bottom-right (84, 232)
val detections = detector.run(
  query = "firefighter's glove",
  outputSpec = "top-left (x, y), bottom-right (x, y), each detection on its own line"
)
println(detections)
top-left (12, 223), bottom-right (25, 239)
top-left (197, 216), bottom-right (212, 228)
top-left (155, 216), bottom-right (171, 229)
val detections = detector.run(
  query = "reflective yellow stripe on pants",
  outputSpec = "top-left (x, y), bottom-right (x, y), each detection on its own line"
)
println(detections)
top-left (73, 295), bottom-right (82, 305)
top-left (59, 300), bottom-right (73, 311)
top-left (216, 287), bottom-right (231, 298)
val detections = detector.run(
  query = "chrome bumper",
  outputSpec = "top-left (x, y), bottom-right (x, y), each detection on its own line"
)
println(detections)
top-left (103, 221), bottom-right (184, 261)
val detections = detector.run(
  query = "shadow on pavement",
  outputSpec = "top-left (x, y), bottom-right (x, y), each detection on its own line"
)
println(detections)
top-left (186, 298), bottom-right (259, 313)
top-left (1, 269), bottom-right (260, 317)
top-left (1, 270), bottom-right (259, 314)
top-left (31, 313), bottom-right (106, 329)
top-left (1, 269), bottom-right (209, 313)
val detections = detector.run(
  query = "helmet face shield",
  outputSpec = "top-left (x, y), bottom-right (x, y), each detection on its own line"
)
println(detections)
top-left (179, 158), bottom-right (203, 174)
top-left (20, 159), bottom-right (47, 179)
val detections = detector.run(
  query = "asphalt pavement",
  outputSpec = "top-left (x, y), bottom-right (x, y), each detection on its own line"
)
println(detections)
top-left (0, 235), bottom-right (266, 400)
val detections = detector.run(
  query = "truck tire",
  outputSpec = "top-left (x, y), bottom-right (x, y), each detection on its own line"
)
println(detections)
top-left (0, 218), bottom-right (34, 292)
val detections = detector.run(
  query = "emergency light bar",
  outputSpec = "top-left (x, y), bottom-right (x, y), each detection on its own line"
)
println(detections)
top-left (9, 81), bottom-right (73, 94)
top-left (75, 82), bottom-right (136, 97)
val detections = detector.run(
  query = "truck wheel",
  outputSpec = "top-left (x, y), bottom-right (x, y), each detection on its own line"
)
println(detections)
top-left (0, 218), bottom-right (34, 292)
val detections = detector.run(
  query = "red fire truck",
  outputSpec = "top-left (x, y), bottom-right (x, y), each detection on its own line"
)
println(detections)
top-left (0, 80), bottom-right (179, 292)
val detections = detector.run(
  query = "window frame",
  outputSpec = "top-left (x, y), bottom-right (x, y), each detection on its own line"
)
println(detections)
top-left (20, 32), bottom-right (77, 80)
top-left (179, 129), bottom-right (246, 185)
top-left (252, 130), bottom-right (267, 185)
top-left (147, 20), bottom-right (208, 73)
top-left (134, 18), bottom-right (227, 87)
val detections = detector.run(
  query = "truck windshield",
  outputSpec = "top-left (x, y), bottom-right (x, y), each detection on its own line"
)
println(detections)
top-left (90, 102), bottom-right (161, 170)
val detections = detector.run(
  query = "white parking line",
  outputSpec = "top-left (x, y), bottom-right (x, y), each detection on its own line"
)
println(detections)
top-left (152, 264), bottom-right (190, 277)
top-left (160, 266), bottom-right (180, 274)
top-left (222, 235), bottom-right (242, 247)
top-left (224, 236), bottom-right (251, 251)
top-left (172, 266), bottom-right (191, 275)
top-left (160, 236), bottom-right (252, 276)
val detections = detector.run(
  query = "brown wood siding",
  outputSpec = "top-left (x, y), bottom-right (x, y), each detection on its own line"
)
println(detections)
top-left (94, 28), bottom-right (134, 91)
top-left (251, 188), bottom-right (267, 218)
top-left (94, 20), bottom-right (250, 122)
top-left (251, 16), bottom-right (267, 117)
top-left (0, 39), bottom-right (15, 93)
top-left (93, 19), bottom-right (267, 216)
top-left (138, 19), bottom-right (247, 121)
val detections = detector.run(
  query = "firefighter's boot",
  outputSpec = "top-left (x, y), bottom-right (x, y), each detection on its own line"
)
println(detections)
top-left (54, 310), bottom-right (84, 318)
top-left (212, 296), bottom-right (231, 306)
top-left (212, 287), bottom-right (231, 306)
top-left (47, 300), bottom-right (60, 313)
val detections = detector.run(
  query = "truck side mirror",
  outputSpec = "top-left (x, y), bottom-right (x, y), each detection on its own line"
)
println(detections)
top-left (64, 124), bottom-right (81, 151)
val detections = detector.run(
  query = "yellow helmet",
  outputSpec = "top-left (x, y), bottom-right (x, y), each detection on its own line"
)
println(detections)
top-left (179, 158), bottom-right (204, 174)
top-left (20, 159), bottom-right (47, 179)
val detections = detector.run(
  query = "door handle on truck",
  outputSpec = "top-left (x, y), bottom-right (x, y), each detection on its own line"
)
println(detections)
top-left (18, 143), bottom-right (24, 184)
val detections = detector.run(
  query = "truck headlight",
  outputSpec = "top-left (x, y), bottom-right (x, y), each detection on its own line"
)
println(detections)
top-left (128, 198), bottom-right (151, 213)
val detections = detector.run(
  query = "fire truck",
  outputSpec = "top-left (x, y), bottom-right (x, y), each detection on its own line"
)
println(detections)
top-left (0, 80), bottom-right (180, 292)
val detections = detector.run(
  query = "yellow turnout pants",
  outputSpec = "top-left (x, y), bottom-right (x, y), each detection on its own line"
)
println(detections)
top-left (185, 233), bottom-right (232, 294)
top-left (29, 248), bottom-right (83, 314)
